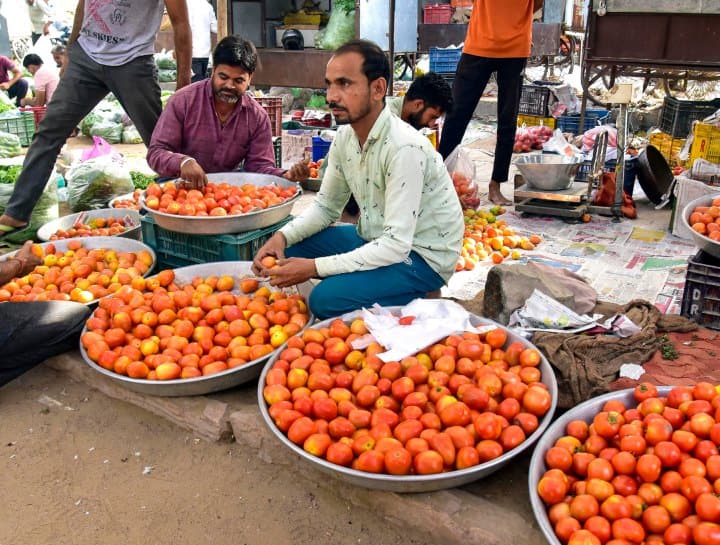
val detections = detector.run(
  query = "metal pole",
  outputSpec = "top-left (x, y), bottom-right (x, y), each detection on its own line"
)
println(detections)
top-left (388, 0), bottom-right (395, 92)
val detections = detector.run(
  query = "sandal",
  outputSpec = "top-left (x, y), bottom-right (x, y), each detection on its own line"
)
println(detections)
top-left (0, 223), bottom-right (30, 239)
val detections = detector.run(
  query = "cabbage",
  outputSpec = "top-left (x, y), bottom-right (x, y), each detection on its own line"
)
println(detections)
top-left (89, 119), bottom-right (123, 144)
top-left (121, 125), bottom-right (143, 144)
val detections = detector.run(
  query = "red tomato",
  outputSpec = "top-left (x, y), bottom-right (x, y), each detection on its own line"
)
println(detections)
top-left (593, 411), bottom-right (624, 439)
top-left (570, 494), bottom-right (600, 522)
top-left (694, 521), bottom-right (720, 545)
top-left (636, 453), bottom-right (662, 483)
top-left (634, 382), bottom-right (659, 402)
top-left (695, 492), bottom-right (720, 522)
top-left (642, 504), bottom-right (672, 535)
top-left (611, 518), bottom-right (645, 544)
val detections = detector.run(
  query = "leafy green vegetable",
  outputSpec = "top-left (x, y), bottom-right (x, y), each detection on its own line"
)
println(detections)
top-left (0, 164), bottom-right (22, 184)
top-left (333, 0), bottom-right (355, 13)
top-left (130, 171), bottom-right (156, 189)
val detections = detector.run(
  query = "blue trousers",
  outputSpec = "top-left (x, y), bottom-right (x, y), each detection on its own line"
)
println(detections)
top-left (285, 225), bottom-right (444, 320)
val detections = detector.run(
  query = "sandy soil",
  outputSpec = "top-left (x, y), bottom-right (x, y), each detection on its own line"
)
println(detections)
top-left (1, 365), bottom-right (432, 545)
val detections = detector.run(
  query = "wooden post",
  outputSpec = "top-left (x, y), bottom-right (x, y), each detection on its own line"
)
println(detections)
top-left (217, 0), bottom-right (229, 39)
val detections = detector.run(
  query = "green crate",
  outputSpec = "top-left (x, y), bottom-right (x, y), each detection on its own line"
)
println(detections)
top-left (140, 214), bottom-right (292, 269)
top-left (0, 111), bottom-right (35, 146)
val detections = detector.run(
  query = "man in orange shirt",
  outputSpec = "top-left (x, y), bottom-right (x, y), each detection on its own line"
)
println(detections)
top-left (439, 0), bottom-right (543, 205)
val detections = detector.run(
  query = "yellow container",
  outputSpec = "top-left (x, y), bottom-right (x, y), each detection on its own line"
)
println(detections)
top-left (688, 122), bottom-right (720, 167)
top-left (516, 114), bottom-right (556, 129)
top-left (648, 131), bottom-right (686, 167)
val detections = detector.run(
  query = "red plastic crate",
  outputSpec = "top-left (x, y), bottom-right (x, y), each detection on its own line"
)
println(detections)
top-left (20, 106), bottom-right (46, 129)
top-left (423, 4), bottom-right (453, 24)
top-left (256, 96), bottom-right (283, 137)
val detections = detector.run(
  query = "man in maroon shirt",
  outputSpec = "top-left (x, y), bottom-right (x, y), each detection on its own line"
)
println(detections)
top-left (0, 55), bottom-right (29, 107)
top-left (147, 36), bottom-right (308, 187)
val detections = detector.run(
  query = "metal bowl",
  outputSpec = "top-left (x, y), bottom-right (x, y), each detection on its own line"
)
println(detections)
top-left (139, 172), bottom-right (302, 235)
top-left (300, 178), bottom-right (322, 192)
top-left (682, 193), bottom-right (720, 259)
top-left (0, 237), bottom-right (156, 305)
top-left (109, 191), bottom-right (142, 210)
top-left (78, 261), bottom-right (314, 397)
top-left (36, 208), bottom-right (142, 242)
top-left (257, 309), bottom-right (558, 492)
top-left (529, 386), bottom-right (672, 545)
top-left (515, 154), bottom-right (584, 191)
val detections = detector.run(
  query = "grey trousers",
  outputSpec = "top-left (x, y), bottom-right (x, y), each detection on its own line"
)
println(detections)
top-left (6, 42), bottom-right (162, 222)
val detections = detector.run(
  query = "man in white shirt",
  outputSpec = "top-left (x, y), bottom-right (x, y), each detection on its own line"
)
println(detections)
top-left (187, 0), bottom-right (218, 82)
top-left (26, 0), bottom-right (53, 44)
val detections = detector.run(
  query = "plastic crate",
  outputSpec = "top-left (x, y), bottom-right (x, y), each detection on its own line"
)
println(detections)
top-left (681, 250), bottom-right (720, 330)
top-left (312, 135), bottom-right (331, 161)
top-left (140, 214), bottom-right (292, 269)
top-left (423, 4), bottom-right (453, 24)
top-left (519, 85), bottom-right (552, 117)
top-left (256, 96), bottom-right (283, 137)
top-left (688, 122), bottom-right (720, 167)
top-left (517, 114), bottom-right (556, 129)
top-left (556, 109), bottom-right (611, 135)
top-left (660, 96), bottom-right (720, 138)
top-left (429, 46), bottom-right (462, 73)
top-left (0, 111), bottom-right (35, 146)
top-left (648, 131), bottom-right (687, 167)
top-left (272, 136), bottom-right (281, 167)
top-left (450, 0), bottom-right (472, 6)
top-left (20, 106), bottom-right (46, 129)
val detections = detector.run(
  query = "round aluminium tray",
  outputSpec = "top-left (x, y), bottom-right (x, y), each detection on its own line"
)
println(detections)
top-left (109, 191), bottom-right (142, 210)
top-left (528, 386), bottom-right (673, 545)
top-left (79, 261), bottom-right (314, 397)
top-left (257, 308), bottom-right (558, 493)
top-left (36, 208), bottom-right (142, 242)
top-left (0, 236), bottom-right (156, 305)
top-left (682, 193), bottom-right (720, 259)
top-left (139, 172), bottom-right (301, 235)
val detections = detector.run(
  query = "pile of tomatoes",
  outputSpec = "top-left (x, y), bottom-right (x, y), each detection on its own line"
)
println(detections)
top-left (263, 319), bottom-right (552, 476)
top-left (82, 271), bottom-right (310, 381)
top-left (537, 382), bottom-right (720, 545)
top-left (0, 240), bottom-right (153, 303)
top-left (687, 198), bottom-right (720, 242)
top-left (111, 189), bottom-right (142, 210)
top-left (143, 181), bottom-right (298, 217)
top-left (48, 216), bottom-right (132, 240)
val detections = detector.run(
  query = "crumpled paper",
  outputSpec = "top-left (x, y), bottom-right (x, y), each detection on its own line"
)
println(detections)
top-left (508, 289), bottom-right (641, 337)
top-left (353, 299), bottom-right (494, 362)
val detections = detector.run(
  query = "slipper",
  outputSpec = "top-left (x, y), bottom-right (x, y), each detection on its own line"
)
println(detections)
top-left (0, 223), bottom-right (29, 240)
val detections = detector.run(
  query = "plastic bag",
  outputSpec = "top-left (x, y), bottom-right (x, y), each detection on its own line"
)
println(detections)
top-left (154, 50), bottom-right (177, 70)
top-left (121, 125), bottom-right (143, 145)
top-left (66, 155), bottom-right (134, 212)
top-left (314, 9), bottom-right (356, 50)
top-left (542, 129), bottom-right (582, 157)
top-left (582, 125), bottom-right (617, 152)
top-left (0, 176), bottom-right (58, 243)
top-left (81, 136), bottom-right (118, 162)
top-left (513, 125), bottom-right (554, 153)
top-left (89, 119), bottom-right (123, 144)
top-left (0, 131), bottom-right (21, 158)
top-left (444, 145), bottom-right (480, 209)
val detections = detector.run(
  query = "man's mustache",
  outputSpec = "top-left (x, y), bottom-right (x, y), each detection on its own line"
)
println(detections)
top-left (328, 102), bottom-right (346, 111)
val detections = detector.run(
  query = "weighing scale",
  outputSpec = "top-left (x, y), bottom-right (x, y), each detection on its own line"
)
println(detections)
top-left (514, 84), bottom-right (632, 220)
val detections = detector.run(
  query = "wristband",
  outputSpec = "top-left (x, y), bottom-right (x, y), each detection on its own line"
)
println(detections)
top-left (180, 157), bottom-right (195, 169)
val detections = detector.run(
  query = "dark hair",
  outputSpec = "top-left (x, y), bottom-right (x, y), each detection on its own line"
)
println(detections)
top-left (22, 54), bottom-right (43, 68)
top-left (334, 39), bottom-right (390, 86)
top-left (406, 72), bottom-right (454, 115)
top-left (212, 35), bottom-right (258, 74)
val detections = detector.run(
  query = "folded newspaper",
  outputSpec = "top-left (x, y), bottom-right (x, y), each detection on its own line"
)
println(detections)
top-left (350, 299), bottom-right (494, 362)
top-left (508, 289), bottom-right (641, 337)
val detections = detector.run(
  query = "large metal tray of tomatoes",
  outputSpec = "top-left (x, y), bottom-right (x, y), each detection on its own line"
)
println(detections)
top-left (139, 172), bottom-right (302, 235)
top-left (79, 261), bottom-right (313, 397)
top-left (257, 308), bottom-right (558, 493)
top-left (0, 236), bottom-right (156, 306)
top-left (682, 194), bottom-right (720, 260)
top-left (528, 386), bottom-right (674, 545)
top-left (36, 208), bottom-right (142, 242)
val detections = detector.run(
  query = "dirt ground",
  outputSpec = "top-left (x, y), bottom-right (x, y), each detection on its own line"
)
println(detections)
top-left (1, 364), bottom-right (434, 545)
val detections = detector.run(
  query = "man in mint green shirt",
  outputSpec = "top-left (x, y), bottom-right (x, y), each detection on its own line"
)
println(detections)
top-left (253, 40), bottom-right (464, 319)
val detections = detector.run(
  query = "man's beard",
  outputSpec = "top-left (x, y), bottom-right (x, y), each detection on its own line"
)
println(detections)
top-left (329, 101), bottom-right (372, 125)
top-left (405, 109), bottom-right (425, 130)
top-left (214, 88), bottom-right (240, 104)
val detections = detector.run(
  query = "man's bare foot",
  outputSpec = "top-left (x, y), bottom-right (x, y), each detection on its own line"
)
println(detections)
top-left (0, 214), bottom-right (27, 228)
top-left (488, 181), bottom-right (512, 206)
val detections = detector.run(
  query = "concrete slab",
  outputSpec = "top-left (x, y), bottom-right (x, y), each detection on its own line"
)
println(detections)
top-left (44, 350), bottom-right (546, 545)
